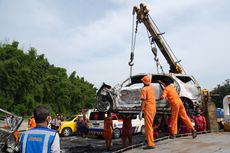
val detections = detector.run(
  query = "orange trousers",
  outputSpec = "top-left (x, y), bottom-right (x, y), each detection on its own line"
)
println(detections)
top-left (171, 101), bottom-right (194, 135)
top-left (104, 129), bottom-right (113, 148)
top-left (122, 133), bottom-right (132, 147)
top-left (144, 111), bottom-right (156, 147)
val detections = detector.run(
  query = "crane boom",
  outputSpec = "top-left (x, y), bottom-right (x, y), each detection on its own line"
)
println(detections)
top-left (133, 3), bottom-right (183, 74)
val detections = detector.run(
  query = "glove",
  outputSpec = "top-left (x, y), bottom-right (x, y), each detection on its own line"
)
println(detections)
top-left (139, 111), bottom-right (143, 120)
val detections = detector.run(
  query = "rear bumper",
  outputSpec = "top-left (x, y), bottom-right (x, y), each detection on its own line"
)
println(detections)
top-left (88, 128), bottom-right (104, 136)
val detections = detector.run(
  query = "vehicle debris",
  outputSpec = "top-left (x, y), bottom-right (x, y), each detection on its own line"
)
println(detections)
top-left (0, 108), bottom-right (23, 153)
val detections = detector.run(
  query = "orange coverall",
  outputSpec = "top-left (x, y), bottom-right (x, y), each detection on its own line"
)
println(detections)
top-left (122, 116), bottom-right (132, 147)
top-left (141, 85), bottom-right (156, 147)
top-left (161, 84), bottom-right (195, 135)
top-left (104, 117), bottom-right (113, 149)
top-left (29, 117), bottom-right (36, 128)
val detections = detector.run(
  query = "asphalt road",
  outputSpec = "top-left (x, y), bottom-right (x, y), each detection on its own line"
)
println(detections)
top-left (60, 134), bottom-right (146, 153)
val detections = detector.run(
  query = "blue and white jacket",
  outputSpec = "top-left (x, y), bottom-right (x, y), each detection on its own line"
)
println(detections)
top-left (20, 126), bottom-right (57, 153)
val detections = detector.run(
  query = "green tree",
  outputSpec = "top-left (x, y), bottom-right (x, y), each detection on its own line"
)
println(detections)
top-left (0, 41), bottom-right (97, 116)
top-left (211, 79), bottom-right (230, 108)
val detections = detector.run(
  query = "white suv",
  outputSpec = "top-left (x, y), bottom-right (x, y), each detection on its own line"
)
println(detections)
top-left (88, 112), bottom-right (144, 139)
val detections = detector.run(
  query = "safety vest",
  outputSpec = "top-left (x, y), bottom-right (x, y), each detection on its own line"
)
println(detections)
top-left (20, 127), bottom-right (56, 153)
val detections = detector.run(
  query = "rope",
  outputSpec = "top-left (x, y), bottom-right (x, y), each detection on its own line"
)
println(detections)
top-left (128, 14), bottom-right (138, 78)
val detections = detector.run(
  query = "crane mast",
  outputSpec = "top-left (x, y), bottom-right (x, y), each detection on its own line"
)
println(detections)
top-left (133, 3), bottom-right (183, 74)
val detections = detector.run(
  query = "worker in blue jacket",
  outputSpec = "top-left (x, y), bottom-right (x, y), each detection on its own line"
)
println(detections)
top-left (20, 105), bottom-right (60, 153)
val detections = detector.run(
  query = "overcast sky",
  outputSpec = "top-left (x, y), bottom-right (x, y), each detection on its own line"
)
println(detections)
top-left (0, 0), bottom-right (230, 90)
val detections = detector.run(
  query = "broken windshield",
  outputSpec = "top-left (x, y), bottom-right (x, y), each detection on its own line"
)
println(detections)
top-left (176, 76), bottom-right (194, 85)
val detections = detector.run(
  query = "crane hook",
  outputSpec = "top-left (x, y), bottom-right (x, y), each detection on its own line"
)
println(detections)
top-left (128, 52), bottom-right (134, 66)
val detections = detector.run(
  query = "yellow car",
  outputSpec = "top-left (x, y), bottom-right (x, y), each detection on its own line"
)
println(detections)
top-left (58, 115), bottom-right (82, 137)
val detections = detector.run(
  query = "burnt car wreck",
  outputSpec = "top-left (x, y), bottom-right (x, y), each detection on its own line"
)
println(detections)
top-left (96, 73), bottom-right (202, 115)
top-left (0, 108), bottom-right (23, 153)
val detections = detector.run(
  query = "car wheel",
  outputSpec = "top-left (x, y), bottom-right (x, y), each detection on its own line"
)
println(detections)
top-left (113, 128), bottom-right (121, 139)
top-left (62, 127), bottom-right (72, 137)
top-left (97, 99), bottom-right (111, 112)
top-left (141, 125), bottom-right (145, 135)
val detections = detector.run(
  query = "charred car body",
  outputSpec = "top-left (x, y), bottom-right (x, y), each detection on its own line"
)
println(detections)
top-left (0, 108), bottom-right (23, 153)
top-left (96, 73), bottom-right (201, 115)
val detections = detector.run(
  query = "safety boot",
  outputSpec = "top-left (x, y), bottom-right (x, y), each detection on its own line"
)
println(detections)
top-left (169, 134), bottom-right (176, 139)
top-left (143, 146), bottom-right (155, 149)
top-left (192, 129), bottom-right (197, 139)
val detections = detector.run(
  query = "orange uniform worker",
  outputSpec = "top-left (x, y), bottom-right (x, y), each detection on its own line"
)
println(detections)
top-left (28, 116), bottom-right (36, 128)
top-left (159, 78), bottom-right (197, 138)
top-left (104, 113), bottom-right (113, 151)
top-left (140, 75), bottom-right (156, 149)
top-left (121, 114), bottom-right (132, 147)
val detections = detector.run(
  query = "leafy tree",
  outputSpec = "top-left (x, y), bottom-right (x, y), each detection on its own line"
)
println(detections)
top-left (0, 41), bottom-right (97, 117)
top-left (211, 79), bottom-right (230, 108)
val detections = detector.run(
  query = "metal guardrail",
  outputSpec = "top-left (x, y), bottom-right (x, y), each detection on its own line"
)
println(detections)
top-left (112, 130), bottom-right (220, 153)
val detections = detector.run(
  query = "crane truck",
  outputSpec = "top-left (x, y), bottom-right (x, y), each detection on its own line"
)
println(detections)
top-left (95, 3), bottom-right (220, 148)
top-left (96, 3), bottom-right (202, 114)
top-left (133, 3), bottom-right (183, 74)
